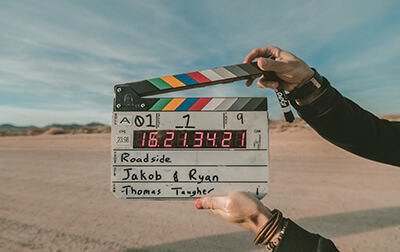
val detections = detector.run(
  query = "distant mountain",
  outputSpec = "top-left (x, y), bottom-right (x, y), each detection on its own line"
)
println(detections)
top-left (0, 122), bottom-right (110, 136)
top-left (43, 122), bottom-right (106, 130)
top-left (0, 124), bottom-right (35, 132)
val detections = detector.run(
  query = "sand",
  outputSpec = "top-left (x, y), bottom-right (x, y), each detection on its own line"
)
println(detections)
top-left (0, 122), bottom-right (399, 252)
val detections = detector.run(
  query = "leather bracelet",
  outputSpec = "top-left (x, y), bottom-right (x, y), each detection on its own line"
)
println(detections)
top-left (287, 68), bottom-right (324, 101)
top-left (266, 218), bottom-right (288, 251)
top-left (253, 210), bottom-right (279, 245)
top-left (261, 211), bottom-right (282, 246)
top-left (253, 209), bottom-right (285, 247)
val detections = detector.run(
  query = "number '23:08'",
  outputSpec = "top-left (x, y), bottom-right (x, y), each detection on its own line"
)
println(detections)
top-left (133, 130), bottom-right (246, 148)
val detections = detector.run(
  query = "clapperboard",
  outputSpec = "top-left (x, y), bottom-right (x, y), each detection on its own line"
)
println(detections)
top-left (111, 62), bottom-right (293, 199)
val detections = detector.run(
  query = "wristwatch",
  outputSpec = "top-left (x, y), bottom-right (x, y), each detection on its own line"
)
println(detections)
top-left (288, 68), bottom-right (325, 105)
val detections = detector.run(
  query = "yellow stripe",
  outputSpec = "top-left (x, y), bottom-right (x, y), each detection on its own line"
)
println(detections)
top-left (162, 98), bottom-right (186, 111)
top-left (161, 76), bottom-right (186, 88)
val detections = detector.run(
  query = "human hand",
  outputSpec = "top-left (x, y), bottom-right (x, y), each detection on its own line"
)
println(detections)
top-left (244, 46), bottom-right (315, 91)
top-left (195, 191), bottom-right (272, 233)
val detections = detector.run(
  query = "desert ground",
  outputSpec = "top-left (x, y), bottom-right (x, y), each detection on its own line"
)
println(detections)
top-left (0, 119), bottom-right (399, 252)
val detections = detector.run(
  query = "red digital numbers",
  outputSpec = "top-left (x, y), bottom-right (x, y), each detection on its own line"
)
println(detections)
top-left (221, 132), bottom-right (232, 147)
top-left (164, 131), bottom-right (174, 147)
top-left (206, 132), bottom-right (217, 147)
top-left (134, 130), bottom-right (246, 148)
top-left (148, 132), bottom-right (158, 147)
top-left (177, 132), bottom-right (188, 147)
top-left (193, 132), bottom-right (203, 147)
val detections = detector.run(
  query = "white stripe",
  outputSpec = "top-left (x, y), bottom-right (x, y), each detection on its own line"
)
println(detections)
top-left (213, 67), bottom-right (237, 78)
top-left (201, 98), bottom-right (225, 110)
top-left (215, 98), bottom-right (238, 110)
top-left (281, 106), bottom-right (291, 113)
top-left (199, 69), bottom-right (224, 81)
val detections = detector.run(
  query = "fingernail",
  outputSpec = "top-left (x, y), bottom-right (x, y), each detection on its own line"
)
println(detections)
top-left (272, 82), bottom-right (278, 89)
top-left (260, 57), bottom-right (267, 66)
top-left (195, 199), bottom-right (203, 209)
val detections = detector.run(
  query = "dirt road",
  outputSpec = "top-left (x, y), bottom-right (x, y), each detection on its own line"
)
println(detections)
top-left (0, 125), bottom-right (399, 251)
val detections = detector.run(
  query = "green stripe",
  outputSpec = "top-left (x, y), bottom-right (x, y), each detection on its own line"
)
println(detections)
top-left (149, 98), bottom-right (173, 111)
top-left (148, 78), bottom-right (172, 90)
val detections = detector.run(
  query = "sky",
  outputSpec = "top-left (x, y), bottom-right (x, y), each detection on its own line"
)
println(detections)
top-left (1, 0), bottom-right (399, 126)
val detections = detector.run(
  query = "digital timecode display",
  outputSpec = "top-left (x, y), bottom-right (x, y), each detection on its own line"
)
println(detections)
top-left (133, 130), bottom-right (246, 148)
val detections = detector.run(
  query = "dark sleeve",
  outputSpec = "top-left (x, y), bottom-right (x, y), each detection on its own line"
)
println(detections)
top-left (290, 78), bottom-right (400, 167)
top-left (275, 219), bottom-right (339, 252)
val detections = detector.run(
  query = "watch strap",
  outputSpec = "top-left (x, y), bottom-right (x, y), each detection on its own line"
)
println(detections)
top-left (287, 69), bottom-right (324, 100)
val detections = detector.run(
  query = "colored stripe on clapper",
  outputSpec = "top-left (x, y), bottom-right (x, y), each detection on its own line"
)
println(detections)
top-left (189, 98), bottom-right (212, 111)
top-left (173, 74), bottom-right (198, 86)
top-left (175, 98), bottom-right (199, 111)
top-left (149, 98), bottom-right (173, 111)
top-left (148, 78), bottom-right (172, 90)
top-left (161, 76), bottom-right (186, 88)
top-left (162, 98), bottom-right (186, 111)
top-left (186, 72), bottom-right (211, 83)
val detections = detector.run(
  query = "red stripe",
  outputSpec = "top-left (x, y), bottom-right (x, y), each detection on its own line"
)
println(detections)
top-left (187, 71), bottom-right (211, 83)
top-left (189, 98), bottom-right (212, 111)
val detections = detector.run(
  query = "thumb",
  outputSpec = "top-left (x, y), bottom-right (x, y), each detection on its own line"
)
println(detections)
top-left (195, 196), bottom-right (226, 210)
top-left (257, 57), bottom-right (286, 72)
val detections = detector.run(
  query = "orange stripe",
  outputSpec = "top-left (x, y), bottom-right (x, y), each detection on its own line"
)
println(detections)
top-left (161, 76), bottom-right (186, 88)
top-left (162, 98), bottom-right (186, 111)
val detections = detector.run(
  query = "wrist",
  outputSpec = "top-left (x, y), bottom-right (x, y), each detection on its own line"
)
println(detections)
top-left (295, 86), bottom-right (326, 106)
top-left (288, 69), bottom-right (326, 106)
top-left (253, 209), bottom-right (287, 250)
top-left (253, 212), bottom-right (271, 233)
top-left (297, 68), bottom-right (315, 88)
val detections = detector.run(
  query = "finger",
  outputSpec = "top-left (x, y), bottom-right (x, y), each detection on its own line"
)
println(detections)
top-left (257, 57), bottom-right (286, 72)
top-left (258, 78), bottom-right (278, 89)
top-left (195, 196), bottom-right (226, 210)
top-left (245, 77), bottom-right (256, 87)
top-left (243, 46), bottom-right (281, 63)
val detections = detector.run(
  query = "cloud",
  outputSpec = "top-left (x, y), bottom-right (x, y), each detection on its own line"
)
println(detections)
top-left (0, 105), bottom-right (111, 127)
top-left (0, 0), bottom-right (399, 125)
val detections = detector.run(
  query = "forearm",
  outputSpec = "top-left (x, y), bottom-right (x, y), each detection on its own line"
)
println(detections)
top-left (290, 76), bottom-right (400, 166)
top-left (274, 219), bottom-right (339, 252)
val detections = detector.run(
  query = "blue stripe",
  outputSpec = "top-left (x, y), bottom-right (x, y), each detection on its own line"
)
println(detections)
top-left (175, 98), bottom-right (199, 111)
top-left (173, 74), bottom-right (198, 85)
